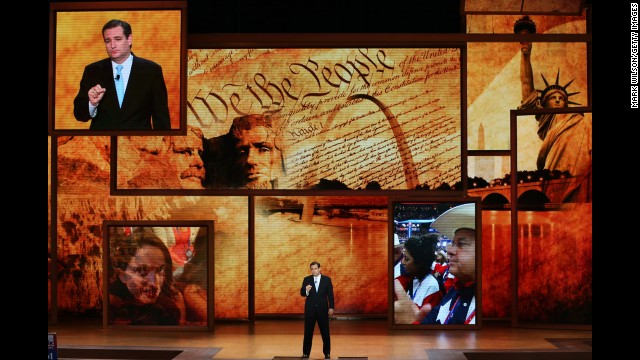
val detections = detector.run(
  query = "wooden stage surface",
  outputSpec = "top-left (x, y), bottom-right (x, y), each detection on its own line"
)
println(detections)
top-left (48, 318), bottom-right (592, 360)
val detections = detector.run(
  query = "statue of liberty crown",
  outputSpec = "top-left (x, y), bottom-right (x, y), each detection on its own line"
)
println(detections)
top-left (539, 70), bottom-right (581, 106)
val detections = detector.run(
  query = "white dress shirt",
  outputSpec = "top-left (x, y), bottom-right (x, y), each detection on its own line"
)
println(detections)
top-left (89, 54), bottom-right (134, 117)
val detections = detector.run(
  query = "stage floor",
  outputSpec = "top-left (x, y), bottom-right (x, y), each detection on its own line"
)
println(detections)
top-left (48, 318), bottom-right (592, 360)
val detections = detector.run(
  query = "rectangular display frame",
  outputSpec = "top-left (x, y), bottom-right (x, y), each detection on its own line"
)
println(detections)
top-left (49, 1), bottom-right (187, 135)
top-left (112, 38), bottom-right (467, 194)
top-left (389, 196), bottom-right (481, 329)
top-left (102, 220), bottom-right (214, 331)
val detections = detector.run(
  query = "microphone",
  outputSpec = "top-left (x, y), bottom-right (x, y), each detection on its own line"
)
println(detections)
top-left (115, 74), bottom-right (120, 81)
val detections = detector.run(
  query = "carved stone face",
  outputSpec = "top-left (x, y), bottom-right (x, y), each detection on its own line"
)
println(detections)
top-left (118, 127), bottom-right (205, 189)
top-left (232, 125), bottom-right (276, 189)
top-left (169, 129), bottom-right (205, 189)
top-left (119, 136), bottom-right (179, 188)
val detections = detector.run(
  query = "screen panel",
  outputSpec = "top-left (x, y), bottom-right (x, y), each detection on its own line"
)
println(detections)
top-left (49, 1), bottom-right (186, 134)
top-left (467, 156), bottom-right (513, 320)
top-left (467, 40), bottom-right (588, 151)
top-left (466, 12), bottom-right (587, 34)
top-left (390, 198), bottom-right (481, 329)
top-left (55, 194), bottom-right (249, 320)
top-left (254, 196), bottom-right (389, 315)
top-left (464, 0), bottom-right (586, 15)
top-left (55, 134), bottom-right (249, 322)
top-left (115, 131), bottom-right (206, 190)
top-left (512, 109), bottom-right (592, 328)
top-left (49, 136), bottom-right (55, 324)
top-left (179, 47), bottom-right (462, 191)
top-left (103, 221), bottom-right (214, 331)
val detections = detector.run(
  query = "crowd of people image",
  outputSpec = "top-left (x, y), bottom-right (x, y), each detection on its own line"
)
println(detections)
top-left (393, 203), bottom-right (477, 325)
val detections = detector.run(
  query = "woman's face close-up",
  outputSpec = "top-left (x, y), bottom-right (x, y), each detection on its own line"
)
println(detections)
top-left (121, 245), bottom-right (166, 305)
top-left (401, 248), bottom-right (419, 276)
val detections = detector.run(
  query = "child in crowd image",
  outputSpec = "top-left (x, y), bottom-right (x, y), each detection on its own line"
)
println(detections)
top-left (432, 249), bottom-right (454, 293)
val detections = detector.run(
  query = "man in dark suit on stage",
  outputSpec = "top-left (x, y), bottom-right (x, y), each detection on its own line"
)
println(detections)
top-left (73, 19), bottom-right (171, 130)
top-left (300, 261), bottom-right (334, 359)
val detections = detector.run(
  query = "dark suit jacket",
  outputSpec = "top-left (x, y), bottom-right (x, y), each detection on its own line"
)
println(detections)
top-left (73, 55), bottom-right (171, 130)
top-left (300, 275), bottom-right (335, 314)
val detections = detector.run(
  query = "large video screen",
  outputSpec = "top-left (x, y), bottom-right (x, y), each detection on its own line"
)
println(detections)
top-left (103, 222), bottom-right (213, 330)
top-left (391, 199), bottom-right (480, 329)
top-left (467, 40), bottom-right (588, 151)
top-left (513, 109), bottom-right (592, 326)
top-left (50, 1), bottom-right (185, 134)
top-left (113, 47), bottom-right (462, 191)
top-left (254, 196), bottom-right (389, 315)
